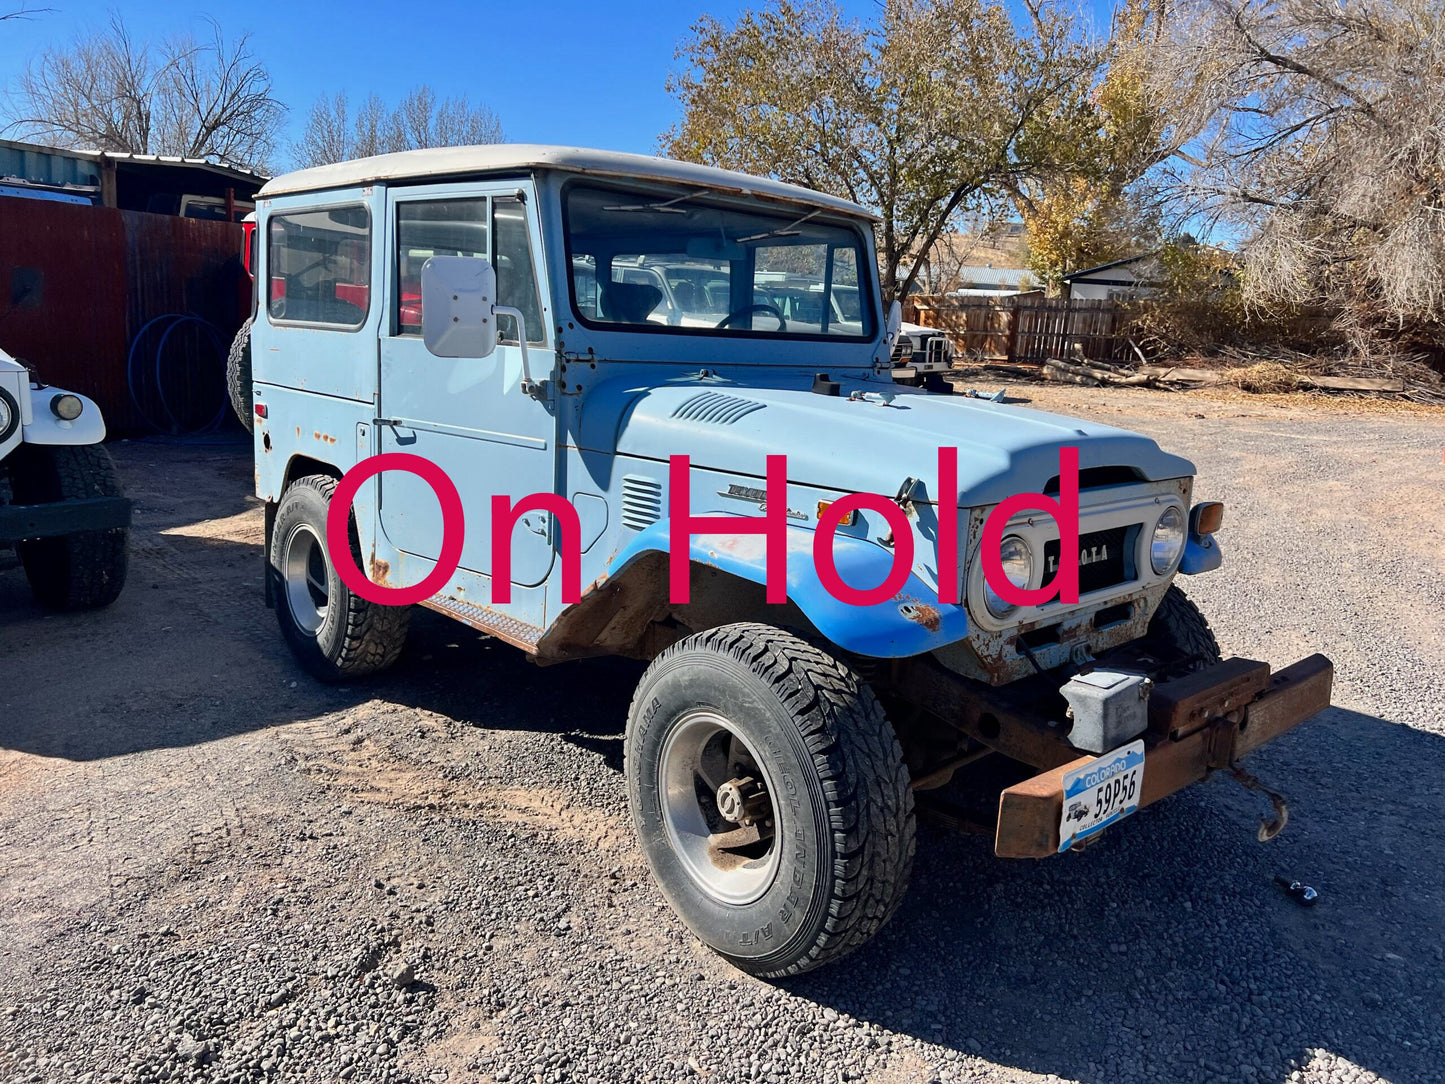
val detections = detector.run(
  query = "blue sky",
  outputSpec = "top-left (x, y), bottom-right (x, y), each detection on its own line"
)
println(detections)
top-left (1, 0), bottom-right (1117, 170)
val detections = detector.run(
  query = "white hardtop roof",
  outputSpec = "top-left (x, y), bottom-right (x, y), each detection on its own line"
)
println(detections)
top-left (258, 144), bottom-right (878, 220)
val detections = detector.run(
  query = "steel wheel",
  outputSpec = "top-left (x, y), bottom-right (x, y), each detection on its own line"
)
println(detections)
top-left (281, 522), bottom-right (330, 635)
top-left (657, 709), bottom-right (781, 905)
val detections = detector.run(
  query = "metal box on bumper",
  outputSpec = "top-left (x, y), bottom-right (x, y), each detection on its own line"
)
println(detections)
top-left (994, 653), bottom-right (1334, 858)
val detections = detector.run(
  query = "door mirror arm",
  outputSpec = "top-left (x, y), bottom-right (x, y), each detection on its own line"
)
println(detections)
top-left (494, 305), bottom-right (547, 400)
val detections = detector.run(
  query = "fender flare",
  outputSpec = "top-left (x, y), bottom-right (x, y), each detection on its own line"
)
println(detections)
top-left (1178, 532), bottom-right (1222, 575)
top-left (606, 520), bottom-right (969, 658)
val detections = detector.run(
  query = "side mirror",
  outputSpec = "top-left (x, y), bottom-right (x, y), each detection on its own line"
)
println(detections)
top-left (421, 255), bottom-right (499, 359)
top-left (884, 299), bottom-right (902, 350)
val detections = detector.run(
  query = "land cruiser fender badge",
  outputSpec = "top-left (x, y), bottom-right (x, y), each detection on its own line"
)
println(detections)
top-left (718, 484), bottom-right (809, 521)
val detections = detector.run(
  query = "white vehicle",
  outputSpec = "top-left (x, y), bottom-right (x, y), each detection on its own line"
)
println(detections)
top-left (891, 321), bottom-right (955, 392)
top-left (0, 349), bottom-right (130, 609)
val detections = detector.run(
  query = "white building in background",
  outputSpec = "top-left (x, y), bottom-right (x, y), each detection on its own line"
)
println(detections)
top-left (1061, 253), bottom-right (1163, 301)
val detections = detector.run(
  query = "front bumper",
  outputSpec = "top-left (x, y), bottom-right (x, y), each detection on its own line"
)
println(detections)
top-left (0, 496), bottom-right (133, 544)
top-left (995, 653), bottom-right (1333, 857)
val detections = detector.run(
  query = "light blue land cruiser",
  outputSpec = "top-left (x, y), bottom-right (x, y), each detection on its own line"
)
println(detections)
top-left (241, 146), bottom-right (1332, 977)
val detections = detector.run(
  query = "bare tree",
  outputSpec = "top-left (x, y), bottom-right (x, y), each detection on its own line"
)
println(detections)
top-left (6, 14), bottom-right (283, 172)
top-left (2, 3), bottom-right (54, 21)
top-left (295, 86), bottom-right (504, 168)
top-left (1147, 0), bottom-right (1445, 345)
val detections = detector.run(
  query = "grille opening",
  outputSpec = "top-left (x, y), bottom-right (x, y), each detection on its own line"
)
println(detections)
top-left (1019, 625), bottom-right (1061, 649)
top-left (1092, 602), bottom-right (1133, 629)
top-left (1041, 525), bottom-right (1135, 595)
top-left (1043, 466), bottom-right (1143, 494)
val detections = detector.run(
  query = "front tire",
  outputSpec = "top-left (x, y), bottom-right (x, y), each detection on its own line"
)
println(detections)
top-left (625, 623), bottom-right (915, 978)
top-left (9, 444), bottom-right (128, 610)
top-left (1147, 584), bottom-right (1222, 669)
top-left (269, 474), bottom-right (409, 682)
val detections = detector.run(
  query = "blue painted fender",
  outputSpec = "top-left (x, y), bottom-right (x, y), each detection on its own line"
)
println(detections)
top-left (606, 521), bottom-right (969, 658)
top-left (1179, 532), bottom-right (1223, 575)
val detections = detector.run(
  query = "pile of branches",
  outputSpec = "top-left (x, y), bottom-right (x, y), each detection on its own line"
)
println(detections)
top-left (1039, 342), bottom-right (1445, 404)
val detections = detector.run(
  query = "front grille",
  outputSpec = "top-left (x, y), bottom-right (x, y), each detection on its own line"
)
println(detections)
top-left (1043, 525), bottom-right (1132, 595)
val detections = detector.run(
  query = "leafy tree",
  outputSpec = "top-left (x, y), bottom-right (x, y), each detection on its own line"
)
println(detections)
top-left (296, 86), bottom-right (504, 168)
top-left (1011, 0), bottom-right (1176, 290)
top-left (663, 0), bottom-right (1094, 300)
top-left (7, 14), bottom-right (283, 172)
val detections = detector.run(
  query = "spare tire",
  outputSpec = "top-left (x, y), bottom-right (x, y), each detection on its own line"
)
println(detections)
top-left (226, 316), bottom-right (254, 433)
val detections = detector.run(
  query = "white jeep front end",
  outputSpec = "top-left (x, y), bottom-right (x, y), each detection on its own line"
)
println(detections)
top-left (0, 348), bottom-right (130, 609)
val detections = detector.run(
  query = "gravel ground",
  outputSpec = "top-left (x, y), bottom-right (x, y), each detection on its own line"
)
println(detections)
top-left (1, 385), bottom-right (1442, 1084)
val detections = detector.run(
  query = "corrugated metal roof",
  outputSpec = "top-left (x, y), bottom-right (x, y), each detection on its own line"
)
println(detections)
top-left (952, 265), bottom-right (1038, 288)
top-left (0, 138), bottom-right (267, 186)
top-left (259, 144), bottom-right (878, 220)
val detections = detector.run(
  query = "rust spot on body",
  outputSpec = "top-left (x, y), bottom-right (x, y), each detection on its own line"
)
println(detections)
top-left (370, 557), bottom-right (391, 585)
top-left (899, 599), bottom-right (942, 632)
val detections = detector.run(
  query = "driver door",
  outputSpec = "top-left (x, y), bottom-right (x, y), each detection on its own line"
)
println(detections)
top-left (377, 181), bottom-right (556, 592)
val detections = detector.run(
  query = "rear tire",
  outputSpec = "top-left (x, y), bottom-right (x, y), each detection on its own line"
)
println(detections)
top-left (625, 622), bottom-right (915, 978)
top-left (270, 474), bottom-right (409, 682)
top-left (9, 444), bottom-right (128, 610)
top-left (226, 317), bottom-right (254, 434)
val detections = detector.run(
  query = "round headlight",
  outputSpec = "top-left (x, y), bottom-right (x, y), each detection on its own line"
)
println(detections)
top-left (1151, 505), bottom-right (1186, 574)
top-left (51, 393), bottom-right (83, 421)
top-left (0, 389), bottom-right (15, 441)
top-left (985, 534), bottom-right (1032, 616)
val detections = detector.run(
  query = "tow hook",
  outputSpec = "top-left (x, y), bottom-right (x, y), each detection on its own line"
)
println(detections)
top-left (1229, 764), bottom-right (1290, 842)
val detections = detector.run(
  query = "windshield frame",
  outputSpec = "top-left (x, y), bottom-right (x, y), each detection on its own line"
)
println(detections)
top-left (560, 178), bottom-right (879, 345)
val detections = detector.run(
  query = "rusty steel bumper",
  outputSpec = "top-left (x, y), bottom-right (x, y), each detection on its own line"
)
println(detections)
top-left (994, 654), bottom-right (1334, 858)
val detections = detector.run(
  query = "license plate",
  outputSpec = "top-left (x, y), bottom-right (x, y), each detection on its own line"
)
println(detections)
top-left (1059, 739), bottom-right (1145, 852)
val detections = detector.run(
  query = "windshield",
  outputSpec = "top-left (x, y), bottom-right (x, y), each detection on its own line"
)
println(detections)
top-left (564, 183), bottom-right (875, 340)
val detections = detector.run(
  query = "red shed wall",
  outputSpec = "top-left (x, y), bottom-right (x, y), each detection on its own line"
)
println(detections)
top-left (0, 198), bottom-right (247, 434)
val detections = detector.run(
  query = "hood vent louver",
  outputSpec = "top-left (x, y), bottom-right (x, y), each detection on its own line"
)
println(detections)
top-left (621, 475), bottom-right (664, 530)
top-left (671, 391), bottom-right (765, 425)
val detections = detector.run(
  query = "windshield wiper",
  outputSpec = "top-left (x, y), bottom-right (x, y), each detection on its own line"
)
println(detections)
top-left (601, 189), bottom-right (708, 214)
top-left (733, 209), bottom-right (821, 244)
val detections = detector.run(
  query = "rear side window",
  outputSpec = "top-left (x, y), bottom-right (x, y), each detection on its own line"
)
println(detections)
top-left (267, 205), bottom-right (371, 329)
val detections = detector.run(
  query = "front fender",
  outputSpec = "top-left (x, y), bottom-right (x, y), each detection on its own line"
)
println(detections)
top-left (608, 520), bottom-right (969, 658)
top-left (23, 387), bottom-right (105, 445)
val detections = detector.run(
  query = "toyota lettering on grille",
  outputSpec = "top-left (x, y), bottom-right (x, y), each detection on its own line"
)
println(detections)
top-left (1047, 543), bottom-right (1109, 573)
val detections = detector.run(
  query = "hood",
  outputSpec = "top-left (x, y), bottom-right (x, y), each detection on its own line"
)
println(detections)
top-left (580, 370), bottom-right (1194, 506)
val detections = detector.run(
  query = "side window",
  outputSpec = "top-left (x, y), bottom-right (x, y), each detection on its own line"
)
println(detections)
top-left (493, 197), bottom-right (545, 344)
top-left (394, 198), bottom-right (488, 336)
top-left (268, 205), bottom-right (371, 328)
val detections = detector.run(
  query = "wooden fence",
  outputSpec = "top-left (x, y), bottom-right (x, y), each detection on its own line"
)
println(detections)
top-left (907, 295), bottom-right (1139, 365)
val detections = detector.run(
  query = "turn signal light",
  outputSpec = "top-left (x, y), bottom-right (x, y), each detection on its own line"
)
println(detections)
top-left (817, 500), bottom-right (855, 526)
top-left (1191, 501), bottom-right (1224, 536)
top-left (50, 393), bottom-right (83, 421)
